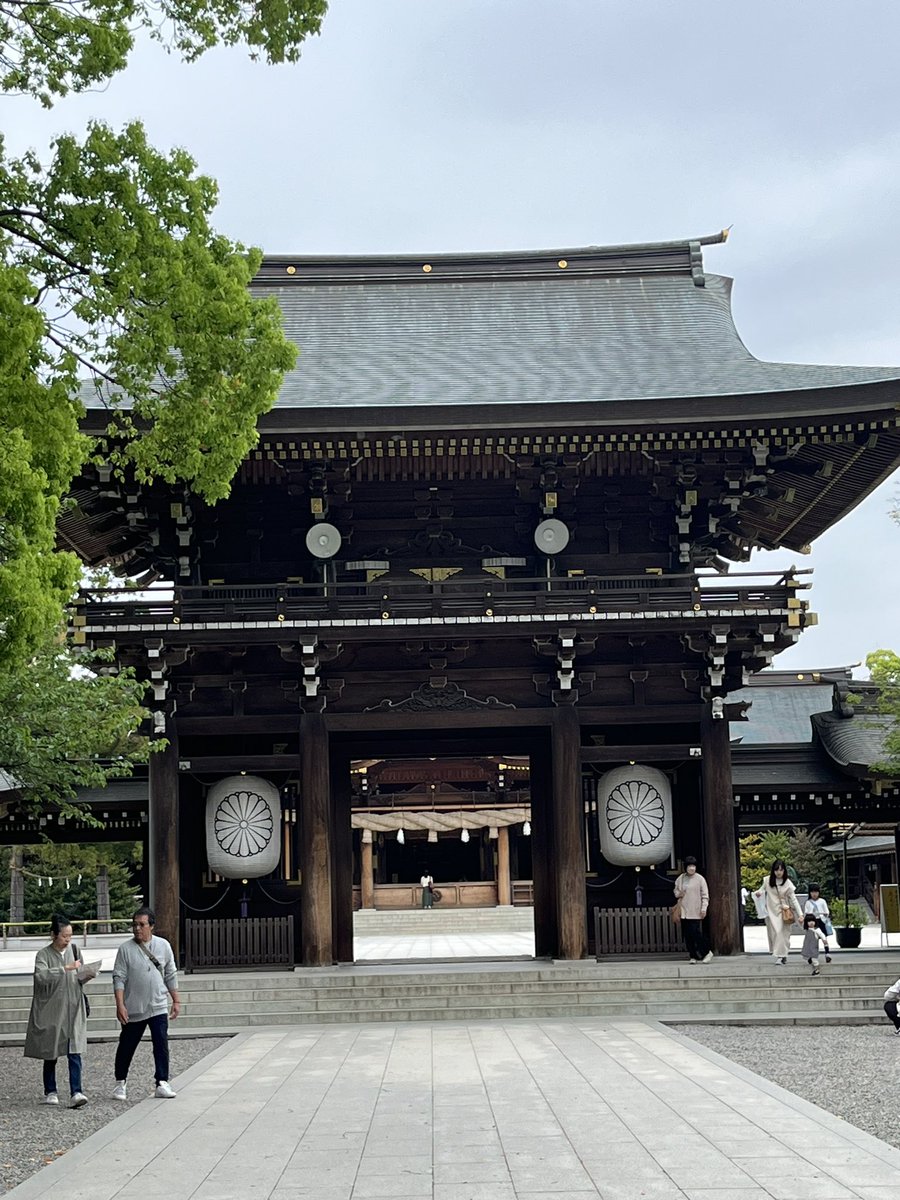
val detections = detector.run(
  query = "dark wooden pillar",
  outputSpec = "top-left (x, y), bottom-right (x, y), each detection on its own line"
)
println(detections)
top-left (701, 702), bottom-right (740, 955)
top-left (552, 707), bottom-right (587, 959)
top-left (300, 713), bottom-right (333, 965)
top-left (360, 837), bottom-right (375, 909)
top-left (529, 737), bottom-right (558, 958)
top-left (330, 746), bottom-right (353, 963)
top-left (148, 719), bottom-right (180, 959)
top-left (497, 826), bottom-right (511, 906)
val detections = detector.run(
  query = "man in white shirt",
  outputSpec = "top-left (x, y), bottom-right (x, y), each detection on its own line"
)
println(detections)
top-left (111, 906), bottom-right (181, 1101)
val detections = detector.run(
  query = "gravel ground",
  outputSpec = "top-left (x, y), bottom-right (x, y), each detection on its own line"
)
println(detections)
top-left (0, 1037), bottom-right (228, 1196)
top-left (672, 1023), bottom-right (900, 1151)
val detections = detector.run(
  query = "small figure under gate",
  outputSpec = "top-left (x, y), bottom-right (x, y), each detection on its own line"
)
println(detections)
top-left (803, 884), bottom-right (833, 963)
top-left (800, 914), bottom-right (828, 976)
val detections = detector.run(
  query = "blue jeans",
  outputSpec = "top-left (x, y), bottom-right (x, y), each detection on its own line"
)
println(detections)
top-left (43, 1048), bottom-right (82, 1096)
top-left (114, 1013), bottom-right (169, 1084)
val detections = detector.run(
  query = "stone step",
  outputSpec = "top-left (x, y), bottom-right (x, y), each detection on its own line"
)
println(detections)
top-left (2, 955), bottom-right (894, 1040)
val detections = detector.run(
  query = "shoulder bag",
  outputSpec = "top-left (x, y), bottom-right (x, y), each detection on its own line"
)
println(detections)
top-left (73, 945), bottom-right (90, 1017)
top-left (136, 938), bottom-right (166, 977)
top-left (777, 884), bottom-right (795, 924)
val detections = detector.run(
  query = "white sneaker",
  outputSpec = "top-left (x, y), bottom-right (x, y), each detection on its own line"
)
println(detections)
top-left (111, 1081), bottom-right (127, 1102)
top-left (154, 1081), bottom-right (176, 1099)
top-left (69, 1092), bottom-right (88, 1109)
top-left (702, 951), bottom-right (714, 963)
top-left (40, 1093), bottom-right (59, 1106)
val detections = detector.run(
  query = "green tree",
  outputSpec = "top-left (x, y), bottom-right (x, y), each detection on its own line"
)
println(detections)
top-left (787, 827), bottom-right (833, 896)
top-left (865, 649), bottom-right (900, 776)
top-left (1, 3), bottom-right (328, 668)
top-left (1, 0), bottom-right (327, 106)
top-left (2, 842), bottom-right (142, 924)
top-left (0, 124), bottom-right (298, 667)
top-left (0, 642), bottom-right (152, 818)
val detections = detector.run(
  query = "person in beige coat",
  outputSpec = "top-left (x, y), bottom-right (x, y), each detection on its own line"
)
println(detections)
top-left (753, 859), bottom-right (803, 965)
top-left (23, 914), bottom-right (88, 1108)
top-left (673, 857), bottom-right (713, 963)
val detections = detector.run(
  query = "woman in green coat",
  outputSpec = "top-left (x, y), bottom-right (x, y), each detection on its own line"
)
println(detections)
top-left (24, 914), bottom-right (88, 1108)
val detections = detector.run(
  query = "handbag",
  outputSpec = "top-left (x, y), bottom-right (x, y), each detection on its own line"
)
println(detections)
top-left (73, 946), bottom-right (91, 1017)
top-left (671, 902), bottom-right (682, 924)
top-left (777, 884), bottom-right (795, 924)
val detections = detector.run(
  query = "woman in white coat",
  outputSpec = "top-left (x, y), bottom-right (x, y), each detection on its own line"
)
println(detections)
top-left (753, 859), bottom-right (803, 965)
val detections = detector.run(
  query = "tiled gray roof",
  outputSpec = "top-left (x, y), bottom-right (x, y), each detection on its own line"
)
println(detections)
top-left (731, 753), bottom-right (849, 789)
top-left (254, 272), bottom-right (900, 410)
top-left (811, 711), bottom-right (896, 772)
top-left (79, 238), bottom-right (900, 411)
top-left (729, 681), bottom-right (836, 745)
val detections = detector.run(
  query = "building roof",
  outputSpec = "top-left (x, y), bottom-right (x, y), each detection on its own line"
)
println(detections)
top-left (245, 234), bottom-right (900, 412)
top-left (811, 710), bottom-right (896, 776)
top-left (729, 669), bottom-right (851, 745)
top-left (80, 233), bottom-right (900, 414)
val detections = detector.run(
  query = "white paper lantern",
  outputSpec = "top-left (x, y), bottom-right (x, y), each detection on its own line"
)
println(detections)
top-left (206, 775), bottom-right (281, 878)
top-left (596, 765), bottom-right (673, 867)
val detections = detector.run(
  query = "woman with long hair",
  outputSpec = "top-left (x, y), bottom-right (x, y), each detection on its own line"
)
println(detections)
top-left (23, 914), bottom-right (89, 1107)
top-left (753, 859), bottom-right (803, 966)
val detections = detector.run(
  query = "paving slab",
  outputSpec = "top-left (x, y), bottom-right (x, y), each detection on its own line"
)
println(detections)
top-left (5, 1017), bottom-right (900, 1200)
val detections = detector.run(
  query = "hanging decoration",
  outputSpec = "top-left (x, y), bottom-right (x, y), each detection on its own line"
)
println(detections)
top-left (596, 765), bottom-right (673, 867)
top-left (206, 775), bottom-right (281, 879)
top-left (460, 828), bottom-right (470, 843)
top-left (396, 827), bottom-right (405, 845)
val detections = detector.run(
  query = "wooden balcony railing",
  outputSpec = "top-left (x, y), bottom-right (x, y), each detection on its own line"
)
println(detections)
top-left (71, 569), bottom-right (810, 632)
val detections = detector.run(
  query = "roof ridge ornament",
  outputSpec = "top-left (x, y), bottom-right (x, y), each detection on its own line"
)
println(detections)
top-left (689, 241), bottom-right (705, 288)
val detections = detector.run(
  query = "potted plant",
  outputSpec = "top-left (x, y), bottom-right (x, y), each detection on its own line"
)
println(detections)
top-left (835, 902), bottom-right (868, 949)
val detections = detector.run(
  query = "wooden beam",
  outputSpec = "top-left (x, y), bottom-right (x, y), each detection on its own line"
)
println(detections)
top-left (179, 755), bottom-right (302, 773)
top-left (529, 738), bottom-right (558, 958)
top-left (360, 838), bottom-right (374, 910)
top-left (299, 714), bottom-right (333, 966)
top-left (325, 711), bottom-right (555, 732)
top-left (330, 747), bottom-right (353, 964)
top-left (701, 703), bottom-right (740, 956)
top-left (148, 720), bottom-right (180, 960)
top-left (580, 744), bottom-right (700, 763)
top-left (552, 707), bottom-right (588, 959)
top-left (173, 705), bottom-right (706, 739)
top-left (497, 826), bottom-right (511, 906)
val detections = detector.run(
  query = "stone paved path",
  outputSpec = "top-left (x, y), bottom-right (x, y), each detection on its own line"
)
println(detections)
top-left (6, 1018), bottom-right (900, 1200)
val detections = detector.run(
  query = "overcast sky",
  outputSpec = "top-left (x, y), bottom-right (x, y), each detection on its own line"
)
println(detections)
top-left (8, 0), bottom-right (899, 672)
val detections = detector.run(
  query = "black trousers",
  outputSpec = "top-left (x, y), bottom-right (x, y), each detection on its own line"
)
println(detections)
top-left (114, 1013), bottom-right (170, 1084)
top-left (885, 1000), bottom-right (900, 1030)
top-left (682, 918), bottom-right (709, 960)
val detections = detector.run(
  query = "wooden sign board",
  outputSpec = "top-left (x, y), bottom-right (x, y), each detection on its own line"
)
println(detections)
top-left (880, 884), bottom-right (900, 944)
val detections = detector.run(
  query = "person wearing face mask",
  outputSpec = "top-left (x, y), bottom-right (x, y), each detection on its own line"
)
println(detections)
top-left (673, 857), bottom-right (713, 964)
top-left (753, 859), bottom-right (803, 965)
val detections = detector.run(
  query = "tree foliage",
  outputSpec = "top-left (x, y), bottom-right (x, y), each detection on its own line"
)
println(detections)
top-left (0, 2), bottom-right (319, 668)
top-left (1, 0), bottom-right (327, 106)
top-left (3, 842), bottom-right (142, 924)
top-left (0, 642), bottom-right (152, 817)
top-left (865, 648), bottom-right (900, 776)
top-left (786, 826), bottom-right (832, 894)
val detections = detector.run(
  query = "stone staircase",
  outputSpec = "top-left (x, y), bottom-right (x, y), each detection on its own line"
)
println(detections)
top-left (353, 907), bottom-right (535, 936)
top-left (1, 954), bottom-right (896, 1042)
